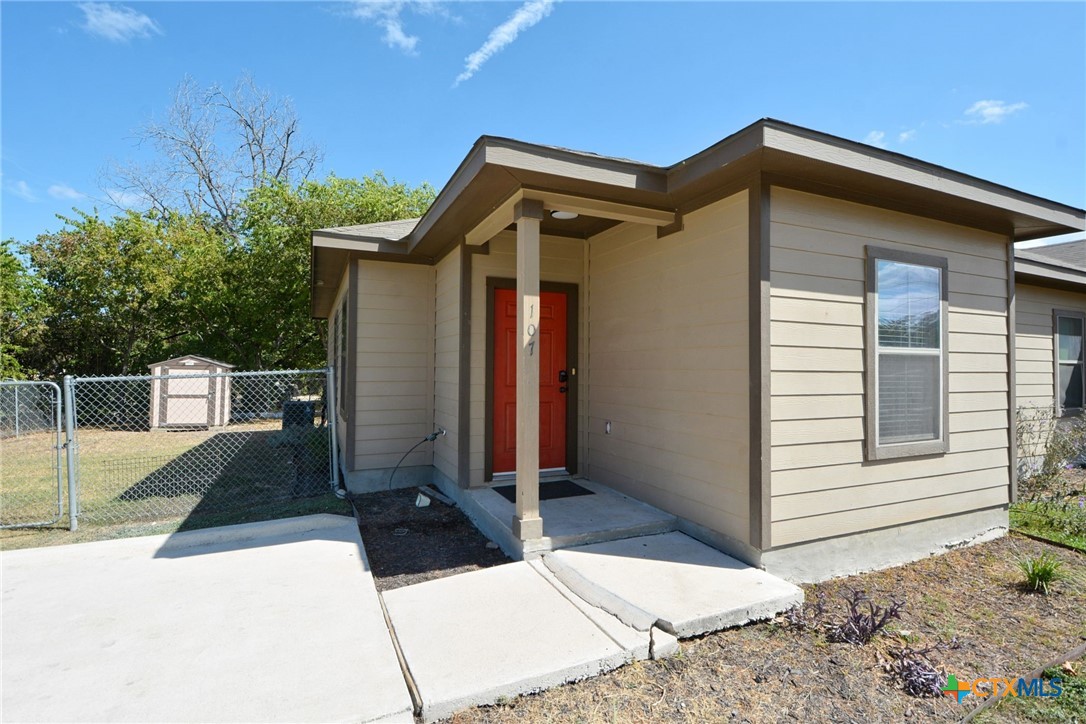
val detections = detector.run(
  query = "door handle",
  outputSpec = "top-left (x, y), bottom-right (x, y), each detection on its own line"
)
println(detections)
top-left (559, 386), bottom-right (568, 394)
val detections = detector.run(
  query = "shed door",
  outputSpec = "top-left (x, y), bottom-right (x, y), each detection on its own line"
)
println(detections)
top-left (163, 366), bottom-right (212, 426)
top-left (492, 288), bottom-right (568, 473)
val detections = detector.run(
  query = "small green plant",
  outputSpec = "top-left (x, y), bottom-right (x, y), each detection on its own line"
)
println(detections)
top-left (1018, 552), bottom-right (1066, 594)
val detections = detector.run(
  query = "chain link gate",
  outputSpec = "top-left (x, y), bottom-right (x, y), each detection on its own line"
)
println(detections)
top-left (66, 368), bottom-right (338, 527)
top-left (0, 381), bottom-right (68, 528)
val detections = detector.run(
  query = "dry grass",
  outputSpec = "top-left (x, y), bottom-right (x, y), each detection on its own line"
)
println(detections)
top-left (1, 420), bottom-right (341, 550)
top-left (450, 535), bottom-right (1085, 724)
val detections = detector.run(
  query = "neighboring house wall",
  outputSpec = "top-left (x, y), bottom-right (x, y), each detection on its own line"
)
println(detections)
top-left (1014, 282), bottom-right (1086, 459)
top-left (433, 247), bottom-right (462, 482)
top-left (353, 260), bottom-right (435, 477)
top-left (767, 188), bottom-right (1011, 550)
top-left (585, 191), bottom-right (750, 545)
top-left (468, 232), bottom-right (586, 484)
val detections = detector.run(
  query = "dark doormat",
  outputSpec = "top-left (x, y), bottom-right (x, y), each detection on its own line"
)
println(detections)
top-left (491, 479), bottom-right (594, 504)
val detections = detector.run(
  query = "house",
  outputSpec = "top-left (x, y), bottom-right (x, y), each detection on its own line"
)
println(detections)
top-left (310, 119), bottom-right (1085, 581)
top-left (1013, 237), bottom-right (1086, 467)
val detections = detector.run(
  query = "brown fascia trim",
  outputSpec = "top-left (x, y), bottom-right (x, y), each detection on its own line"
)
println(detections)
top-left (314, 120), bottom-right (1083, 291)
top-left (1015, 259), bottom-right (1086, 293)
top-left (756, 119), bottom-right (1086, 224)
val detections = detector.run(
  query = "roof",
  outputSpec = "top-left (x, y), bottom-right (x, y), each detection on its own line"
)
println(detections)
top-left (312, 118), bottom-right (1086, 317)
top-left (318, 217), bottom-right (420, 242)
top-left (1014, 237), bottom-right (1086, 292)
top-left (1016, 238), bottom-right (1086, 273)
top-left (149, 355), bottom-right (236, 369)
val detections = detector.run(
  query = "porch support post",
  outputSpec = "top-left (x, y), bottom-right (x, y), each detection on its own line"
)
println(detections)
top-left (512, 198), bottom-right (544, 541)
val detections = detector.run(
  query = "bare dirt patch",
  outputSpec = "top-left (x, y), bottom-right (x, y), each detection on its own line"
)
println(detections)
top-left (449, 534), bottom-right (1085, 723)
top-left (351, 488), bottom-right (510, 592)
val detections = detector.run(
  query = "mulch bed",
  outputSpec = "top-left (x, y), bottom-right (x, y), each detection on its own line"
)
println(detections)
top-left (448, 534), bottom-right (1085, 723)
top-left (350, 488), bottom-right (510, 592)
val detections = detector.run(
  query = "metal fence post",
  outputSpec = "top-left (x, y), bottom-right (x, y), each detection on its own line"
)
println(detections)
top-left (13, 385), bottom-right (19, 438)
top-left (63, 375), bottom-right (78, 532)
top-left (50, 382), bottom-right (64, 523)
top-left (326, 366), bottom-right (340, 493)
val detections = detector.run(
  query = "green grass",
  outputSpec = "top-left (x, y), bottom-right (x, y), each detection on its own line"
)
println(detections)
top-left (981, 667), bottom-right (1086, 723)
top-left (2, 421), bottom-right (344, 550)
top-left (1011, 502), bottom-right (1086, 553)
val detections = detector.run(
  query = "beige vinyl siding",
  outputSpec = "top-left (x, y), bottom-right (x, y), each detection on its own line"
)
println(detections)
top-left (1014, 282), bottom-right (1086, 459)
top-left (433, 247), bottom-right (461, 481)
top-left (586, 190), bottom-right (750, 543)
top-left (469, 232), bottom-right (585, 484)
top-left (1015, 283), bottom-right (1086, 408)
top-left (768, 187), bottom-right (1010, 547)
top-left (354, 260), bottom-right (435, 470)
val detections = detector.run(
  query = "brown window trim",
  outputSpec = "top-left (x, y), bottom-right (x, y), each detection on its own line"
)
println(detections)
top-left (864, 245), bottom-right (950, 461)
top-left (1053, 308), bottom-right (1086, 418)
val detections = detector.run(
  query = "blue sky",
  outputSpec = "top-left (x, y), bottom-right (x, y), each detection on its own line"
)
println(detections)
top-left (2, 1), bottom-right (1084, 245)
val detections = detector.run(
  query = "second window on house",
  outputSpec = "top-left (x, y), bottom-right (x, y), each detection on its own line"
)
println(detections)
top-left (866, 246), bottom-right (950, 460)
top-left (1055, 310), bottom-right (1085, 414)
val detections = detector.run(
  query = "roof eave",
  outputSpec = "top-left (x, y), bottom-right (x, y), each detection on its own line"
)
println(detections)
top-left (1015, 258), bottom-right (1086, 292)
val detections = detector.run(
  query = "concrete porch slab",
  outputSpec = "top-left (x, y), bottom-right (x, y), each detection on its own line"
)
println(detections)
top-left (543, 531), bottom-right (804, 638)
top-left (460, 478), bottom-right (677, 559)
top-left (1, 515), bottom-right (413, 724)
top-left (381, 561), bottom-right (633, 723)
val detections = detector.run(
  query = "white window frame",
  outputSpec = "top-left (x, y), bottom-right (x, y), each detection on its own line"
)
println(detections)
top-left (865, 246), bottom-right (950, 461)
top-left (1053, 309), bottom-right (1085, 416)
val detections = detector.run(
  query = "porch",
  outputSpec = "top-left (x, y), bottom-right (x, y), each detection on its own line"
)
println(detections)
top-left (452, 476), bottom-right (678, 559)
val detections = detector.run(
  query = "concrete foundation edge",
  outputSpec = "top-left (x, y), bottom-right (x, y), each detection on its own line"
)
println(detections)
top-left (761, 506), bottom-right (1009, 583)
top-left (346, 465), bottom-right (434, 493)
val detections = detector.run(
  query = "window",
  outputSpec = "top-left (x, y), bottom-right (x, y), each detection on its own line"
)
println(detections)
top-left (1054, 311), bottom-right (1085, 414)
top-left (865, 246), bottom-right (949, 460)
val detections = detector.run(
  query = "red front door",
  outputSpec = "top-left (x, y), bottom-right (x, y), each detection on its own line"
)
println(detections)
top-left (492, 287), bottom-right (568, 474)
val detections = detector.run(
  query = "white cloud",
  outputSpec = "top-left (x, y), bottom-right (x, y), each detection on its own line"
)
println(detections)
top-left (454, 0), bottom-right (555, 86)
top-left (78, 3), bottom-right (161, 43)
top-left (351, 1), bottom-right (424, 54)
top-left (898, 129), bottom-right (917, 143)
top-left (48, 183), bottom-right (86, 200)
top-left (863, 130), bottom-right (886, 148)
top-left (963, 99), bottom-right (1028, 125)
top-left (5, 180), bottom-right (38, 202)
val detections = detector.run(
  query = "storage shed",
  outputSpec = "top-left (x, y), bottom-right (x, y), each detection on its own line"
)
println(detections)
top-left (149, 355), bottom-right (235, 429)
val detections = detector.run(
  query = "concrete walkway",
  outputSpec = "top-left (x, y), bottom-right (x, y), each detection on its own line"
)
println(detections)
top-left (383, 531), bottom-right (803, 722)
top-left (1, 515), bottom-right (412, 723)
top-left (3, 518), bottom-right (802, 723)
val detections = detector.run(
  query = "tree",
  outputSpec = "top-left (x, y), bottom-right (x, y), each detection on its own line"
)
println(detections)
top-left (0, 240), bottom-right (45, 379)
top-left (21, 210), bottom-right (222, 376)
top-left (105, 75), bottom-right (322, 233)
top-left (191, 173), bottom-right (435, 370)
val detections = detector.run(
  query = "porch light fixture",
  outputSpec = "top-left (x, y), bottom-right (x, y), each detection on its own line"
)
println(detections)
top-left (550, 210), bottom-right (578, 220)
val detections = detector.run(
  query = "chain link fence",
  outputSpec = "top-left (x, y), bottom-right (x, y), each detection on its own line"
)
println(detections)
top-left (67, 368), bottom-right (337, 526)
top-left (0, 381), bottom-right (66, 528)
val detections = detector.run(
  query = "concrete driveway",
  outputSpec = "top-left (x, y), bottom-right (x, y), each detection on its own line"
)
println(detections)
top-left (1, 515), bottom-right (412, 723)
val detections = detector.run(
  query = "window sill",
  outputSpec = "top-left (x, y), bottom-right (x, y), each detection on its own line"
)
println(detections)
top-left (867, 439), bottom-right (948, 461)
